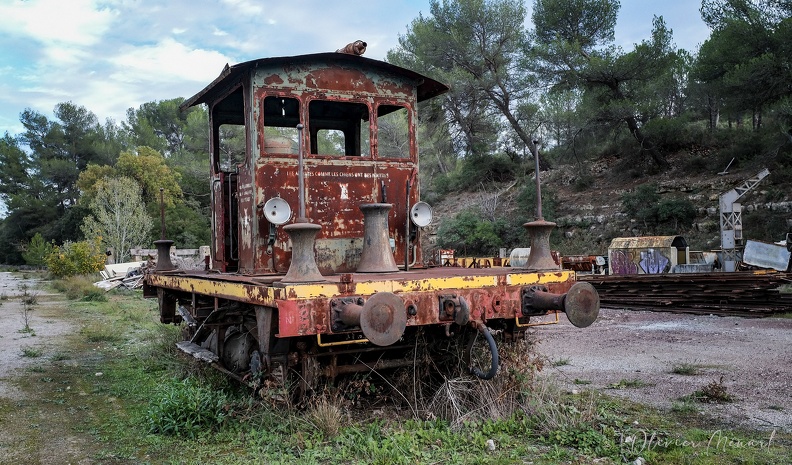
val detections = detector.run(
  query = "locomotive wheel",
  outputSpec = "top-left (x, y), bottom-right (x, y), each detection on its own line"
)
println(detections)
top-left (221, 328), bottom-right (255, 373)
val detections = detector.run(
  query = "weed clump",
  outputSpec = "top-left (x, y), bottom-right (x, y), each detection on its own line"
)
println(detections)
top-left (686, 377), bottom-right (734, 404)
top-left (671, 362), bottom-right (699, 375)
top-left (146, 378), bottom-right (233, 438)
top-left (52, 275), bottom-right (106, 301)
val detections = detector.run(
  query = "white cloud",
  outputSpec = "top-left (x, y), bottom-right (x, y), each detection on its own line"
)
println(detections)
top-left (0, 0), bottom-right (115, 47)
top-left (109, 38), bottom-right (232, 84)
top-left (221, 0), bottom-right (262, 16)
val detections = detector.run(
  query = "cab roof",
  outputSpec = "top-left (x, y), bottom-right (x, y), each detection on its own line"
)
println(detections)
top-left (181, 52), bottom-right (449, 111)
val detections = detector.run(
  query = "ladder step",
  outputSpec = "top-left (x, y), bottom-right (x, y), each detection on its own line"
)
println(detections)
top-left (176, 341), bottom-right (219, 363)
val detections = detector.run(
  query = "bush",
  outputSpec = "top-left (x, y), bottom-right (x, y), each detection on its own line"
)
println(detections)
top-left (52, 275), bottom-right (105, 300)
top-left (622, 184), bottom-right (697, 233)
top-left (45, 239), bottom-right (106, 278)
top-left (147, 378), bottom-right (232, 438)
top-left (436, 210), bottom-right (503, 256)
top-left (621, 183), bottom-right (660, 226)
top-left (22, 233), bottom-right (54, 268)
top-left (431, 155), bottom-right (520, 194)
top-left (516, 181), bottom-right (558, 221)
top-left (657, 198), bottom-right (697, 231)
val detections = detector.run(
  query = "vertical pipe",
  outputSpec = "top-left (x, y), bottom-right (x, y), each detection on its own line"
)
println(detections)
top-left (405, 180), bottom-right (411, 271)
top-left (159, 187), bottom-right (166, 240)
top-left (297, 123), bottom-right (306, 222)
top-left (297, 123), bottom-right (306, 221)
top-left (531, 142), bottom-right (543, 220)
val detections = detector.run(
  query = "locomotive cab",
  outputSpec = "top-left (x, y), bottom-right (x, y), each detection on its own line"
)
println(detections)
top-left (187, 46), bottom-right (447, 275)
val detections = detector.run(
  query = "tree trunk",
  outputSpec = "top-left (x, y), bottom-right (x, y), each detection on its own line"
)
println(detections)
top-left (483, 88), bottom-right (550, 171)
top-left (625, 116), bottom-right (669, 168)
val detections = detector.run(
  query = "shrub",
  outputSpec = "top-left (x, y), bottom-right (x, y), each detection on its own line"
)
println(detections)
top-left (642, 117), bottom-right (691, 153)
top-left (621, 183), bottom-right (660, 226)
top-left (516, 181), bottom-right (557, 220)
top-left (147, 378), bottom-right (232, 438)
top-left (45, 239), bottom-right (106, 278)
top-left (22, 233), bottom-right (54, 268)
top-left (657, 198), bottom-right (696, 231)
top-left (436, 210), bottom-right (503, 256)
top-left (52, 275), bottom-right (105, 300)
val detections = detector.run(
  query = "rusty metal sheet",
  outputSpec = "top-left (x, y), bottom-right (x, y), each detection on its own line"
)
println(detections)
top-left (743, 240), bottom-right (791, 271)
top-left (608, 235), bottom-right (687, 250)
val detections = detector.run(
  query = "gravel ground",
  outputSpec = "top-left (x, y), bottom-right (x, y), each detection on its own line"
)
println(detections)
top-left (0, 272), bottom-right (72, 400)
top-left (538, 307), bottom-right (792, 432)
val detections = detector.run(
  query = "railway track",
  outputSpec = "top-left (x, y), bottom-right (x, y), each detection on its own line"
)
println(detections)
top-left (578, 271), bottom-right (792, 317)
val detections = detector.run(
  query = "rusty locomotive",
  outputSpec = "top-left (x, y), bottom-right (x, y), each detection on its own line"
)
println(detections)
top-left (144, 41), bottom-right (600, 394)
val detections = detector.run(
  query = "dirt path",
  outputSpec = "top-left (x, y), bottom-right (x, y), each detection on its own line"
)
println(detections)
top-left (538, 307), bottom-right (792, 432)
top-left (0, 272), bottom-right (73, 399)
top-left (0, 272), bottom-right (98, 465)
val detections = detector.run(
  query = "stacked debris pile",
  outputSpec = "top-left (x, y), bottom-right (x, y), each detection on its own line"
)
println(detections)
top-left (94, 261), bottom-right (148, 291)
top-left (579, 271), bottom-right (792, 317)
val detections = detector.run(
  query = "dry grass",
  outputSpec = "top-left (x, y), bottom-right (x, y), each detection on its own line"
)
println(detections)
top-left (424, 330), bottom-right (548, 428)
top-left (305, 397), bottom-right (345, 437)
top-left (522, 377), bottom-right (599, 434)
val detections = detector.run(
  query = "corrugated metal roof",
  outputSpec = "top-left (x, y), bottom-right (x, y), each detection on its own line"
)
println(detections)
top-left (608, 236), bottom-right (688, 250)
top-left (180, 52), bottom-right (449, 111)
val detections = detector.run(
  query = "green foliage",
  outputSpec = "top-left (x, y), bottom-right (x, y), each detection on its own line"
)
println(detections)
top-left (545, 426), bottom-right (616, 457)
top-left (51, 275), bottom-right (104, 300)
top-left (45, 239), bottom-right (106, 278)
top-left (642, 117), bottom-right (693, 153)
top-left (388, 0), bottom-right (540, 161)
top-left (21, 347), bottom-right (43, 358)
top-left (146, 378), bottom-right (232, 438)
top-left (534, 0), bottom-right (676, 167)
top-left (671, 362), bottom-right (700, 376)
top-left (622, 184), bottom-right (697, 233)
top-left (153, 199), bottom-right (210, 249)
top-left (82, 176), bottom-right (153, 263)
top-left (436, 210), bottom-right (503, 256)
top-left (516, 180), bottom-right (557, 220)
top-left (432, 154), bottom-right (520, 195)
top-left (22, 233), bottom-right (54, 267)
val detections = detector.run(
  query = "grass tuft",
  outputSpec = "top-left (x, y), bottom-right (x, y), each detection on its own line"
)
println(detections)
top-left (685, 377), bottom-right (734, 403)
top-left (21, 347), bottom-right (43, 358)
top-left (305, 397), bottom-right (345, 437)
top-left (671, 362), bottom-right (700, 375)
top-left (607, 378), bottom-right (651, 389)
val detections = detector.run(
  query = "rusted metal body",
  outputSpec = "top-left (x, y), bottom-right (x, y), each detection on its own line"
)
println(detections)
top-left (145, 44), bottom-right (599, 390)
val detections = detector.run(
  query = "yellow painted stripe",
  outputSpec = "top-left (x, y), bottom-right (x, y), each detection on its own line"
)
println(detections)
top-left (149, 270), bottom-right (575, 303)
top-left (506, 270), bottom-right (575, 285)
top-left (148, 275), bottom-right (279, 306)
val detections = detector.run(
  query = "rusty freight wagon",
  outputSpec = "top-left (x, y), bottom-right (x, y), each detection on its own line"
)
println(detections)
top-left (144, 41), bottom-right (600, 395)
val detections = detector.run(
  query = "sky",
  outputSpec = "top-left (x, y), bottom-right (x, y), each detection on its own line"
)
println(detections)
top-left (0, 0), bottom-right (712, 137)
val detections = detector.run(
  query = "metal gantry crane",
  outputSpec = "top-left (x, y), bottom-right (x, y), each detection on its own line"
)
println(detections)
top-left (719, 168), bottom-right (770, 271)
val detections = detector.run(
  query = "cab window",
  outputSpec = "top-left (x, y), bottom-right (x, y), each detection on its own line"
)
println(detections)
top-left (262, 96), bottom-right (300, 155)
top-left (377, 105), bottom-right (410, 159)
top-left (308, 100), bottom-right (370, 156)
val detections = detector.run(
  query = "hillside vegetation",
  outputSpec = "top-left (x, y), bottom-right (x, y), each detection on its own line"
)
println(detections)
top-left (427, 125), bottom-right (792, 258)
